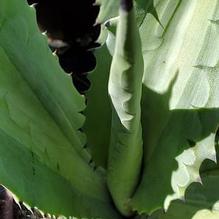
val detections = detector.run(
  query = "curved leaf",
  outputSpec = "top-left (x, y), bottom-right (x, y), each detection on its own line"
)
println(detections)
top-left (107, 1), bottom-right (144, 216)
top-left (97, 0), bottom-right (219, 215)
top-left (84, 45), bottom-right (112, 168)
top-left (0, 0), bottom-right (121, 218)
top-left (132, 0), bottom-right (219, 214)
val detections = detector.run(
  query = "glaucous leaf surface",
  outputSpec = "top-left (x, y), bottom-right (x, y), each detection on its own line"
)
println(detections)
top-left (100, 0), bottom-right (219, 215)
top-left (107, 3), bottom-right (144, 216)
top-left (132, 0), bottom-right (219, 214)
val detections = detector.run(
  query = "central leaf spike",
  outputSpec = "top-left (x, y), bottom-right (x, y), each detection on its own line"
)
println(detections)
top-left (121, 0), bottom-right (133, 11)
top-left (107, 0), bottom-right (144, 216)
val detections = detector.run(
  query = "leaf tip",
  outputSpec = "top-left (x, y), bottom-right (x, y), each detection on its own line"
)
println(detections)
top-left (30, 3), bottom-right (38, 9)
top-left (120, 0), bottom-right (133, 12)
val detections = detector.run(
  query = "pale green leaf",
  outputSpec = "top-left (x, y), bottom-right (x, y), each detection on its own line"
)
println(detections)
top-left (106, 1), bottom-right (144, 216)
top-left (132, 0), bottom-right (219, 214)
top-left (96, 0), bottom-right (219, 215)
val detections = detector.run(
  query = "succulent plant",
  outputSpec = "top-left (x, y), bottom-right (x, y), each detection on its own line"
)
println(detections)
top-left (0, 0), bottom-right (219, 218)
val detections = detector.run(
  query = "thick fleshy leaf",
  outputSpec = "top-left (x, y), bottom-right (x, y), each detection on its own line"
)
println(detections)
top-left (84, 45), bottom-right (112, 168)
top-left (0, 0), bottom-right (120, 218)
top-left (132, 0), bottom-right (219, 214)
top-left (93, 0), bottom-right (162, 170)
top-left (97, 0), bottom-right (219, 215)
top-left (107, 1), bottom-right (144, 216)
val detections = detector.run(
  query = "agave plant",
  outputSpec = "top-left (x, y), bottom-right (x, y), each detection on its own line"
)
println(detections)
top-left (0, 0), bottom-right (219, 218)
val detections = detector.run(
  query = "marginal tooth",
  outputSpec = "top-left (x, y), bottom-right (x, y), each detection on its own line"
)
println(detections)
top-left (210, 153), bottom-right (217, 163)
top-left (179, 195), bottom-right (185, 202)
top-left (164, 195), bottom-right (172, 211)
top-left (30, 3), bottom-right (38, 8)
top-left (52, 49), bottom-right (58, 56)
top-left (212, 201), bottom-right (219, 211)
top-left (104, 16), bottom-right (119, 28)
top-left (42, 31), bottom-right (48, 36)
top-left (83, 149), bottom-right (92, 162)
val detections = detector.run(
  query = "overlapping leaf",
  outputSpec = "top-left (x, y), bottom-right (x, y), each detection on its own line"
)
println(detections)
top-left (97, 0), bottom-right (219, 215)
top-left (106, 2), bottom-right (144, 215)
top-left (84, 45), bottom-right (112, 167)
top-left (148, 158), bottom-right (219, 219)
top-left (132, 0), bottom-right (219, 214)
